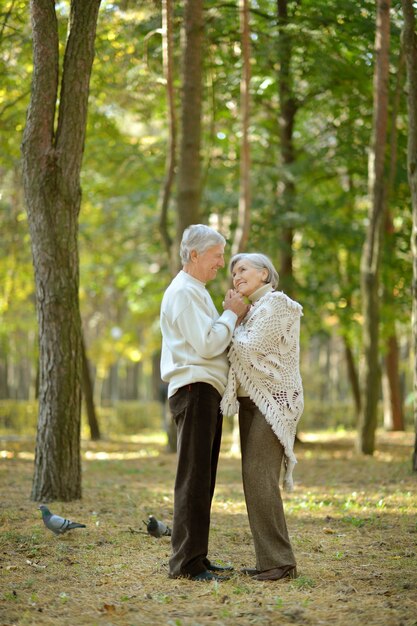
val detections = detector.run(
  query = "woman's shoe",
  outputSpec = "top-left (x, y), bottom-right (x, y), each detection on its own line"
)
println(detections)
top-left (251, 565), bottom-right (297, 581)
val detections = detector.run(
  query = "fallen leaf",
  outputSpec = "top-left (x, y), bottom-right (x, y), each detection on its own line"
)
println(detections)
top-left (99, 603), bottom-right (116, 613)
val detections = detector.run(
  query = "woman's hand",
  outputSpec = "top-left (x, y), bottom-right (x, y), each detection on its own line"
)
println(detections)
top-left (223, 289), bottom-right (249, 320)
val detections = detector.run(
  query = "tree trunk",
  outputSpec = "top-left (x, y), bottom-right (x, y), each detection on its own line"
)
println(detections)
top-left (176, 0), bottom-right (203, 243)
top-left (21, 0), bottom-right (101, 501)
top-left (229, 0), bottom-right (252, 452)
top-left (401, 0), bottom-right (417, 471)
top-left (232, 0), bottom-right (251, 256)
top-left (159, 0), bottom-right (177, 274)
top-left (81, 335), bottom-right (100, 441)
top-left (358, 0), bottom-right (390, 455)
top-left (383, 336), bottom-right (404, 430)
top-left (382, 46), bottom-right (405, 431)
top-left (344, 339), bottom-right (361, 420)
top-left (277, 0), bottom-right (298, 296)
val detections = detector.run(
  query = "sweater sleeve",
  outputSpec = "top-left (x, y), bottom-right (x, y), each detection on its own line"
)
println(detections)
top-left (176, 300), bottom-right (237, 359)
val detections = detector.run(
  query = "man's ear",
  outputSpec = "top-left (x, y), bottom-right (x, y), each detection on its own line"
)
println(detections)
top-left (190, 249), bottom-right (198, 263)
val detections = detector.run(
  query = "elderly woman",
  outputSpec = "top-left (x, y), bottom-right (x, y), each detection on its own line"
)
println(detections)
top-left (221, 253), bottom-right (303, 582)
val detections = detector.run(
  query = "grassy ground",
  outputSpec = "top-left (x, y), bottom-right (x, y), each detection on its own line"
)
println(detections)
top-left (1, 429), bottom-right (416, 626)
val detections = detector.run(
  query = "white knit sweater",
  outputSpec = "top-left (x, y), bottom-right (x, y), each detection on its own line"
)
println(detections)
top-left (221, 288), bottom-right (304, 491)
top-left (160, 270), bottom-right (237, 398)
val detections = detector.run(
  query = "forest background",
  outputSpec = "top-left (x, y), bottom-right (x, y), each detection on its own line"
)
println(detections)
top-left (2, 3), bottom-right (417, 625)
top-left (1, 0), bottom-right (417, 486)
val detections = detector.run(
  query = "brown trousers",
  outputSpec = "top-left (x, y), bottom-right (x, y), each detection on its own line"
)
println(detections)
top-left (239, 397), bottom-right (296, 571)
top-left (168, 382), bottom-right (223, 578)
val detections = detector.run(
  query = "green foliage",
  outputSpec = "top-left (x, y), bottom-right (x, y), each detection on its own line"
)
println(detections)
top-left (0, 2), bottom-right (32, 168)
top-left (92, 400), bottom-right (163, 436)
top-left (303, 399), bottom-right (358, 430)
top-left (0, 401), bottom-right (38, 435)
top-left (0, 0), bottom-right (412, 424)
top-left (0, 4), bottom-right (37, 365)
top-left (0, 399), bottom-right (164, 436)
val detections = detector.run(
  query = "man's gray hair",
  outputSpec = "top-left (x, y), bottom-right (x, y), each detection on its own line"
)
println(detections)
top-left (230, 252), bottom-right (279, 289)
top-left (180, 224), bottom-right (226, 264)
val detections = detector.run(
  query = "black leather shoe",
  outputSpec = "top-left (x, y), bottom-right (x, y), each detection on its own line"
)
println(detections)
top-left (207, 563), bottom-right (234, 573)
top-left (191, 570), bottom-right (227, 582)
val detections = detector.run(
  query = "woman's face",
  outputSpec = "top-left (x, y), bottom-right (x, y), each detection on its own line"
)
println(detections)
top-left (231, 259), bottom-right (268, 297)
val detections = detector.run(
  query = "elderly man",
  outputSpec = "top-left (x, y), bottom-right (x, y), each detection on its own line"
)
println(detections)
top-left (160, 224), bottom-right (248, 581)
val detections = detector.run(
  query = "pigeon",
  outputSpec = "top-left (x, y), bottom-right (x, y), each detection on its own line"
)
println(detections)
top-left (144, 515), bottom-right (171, 538)
top-left (39, 505), bottom-right (86, 535)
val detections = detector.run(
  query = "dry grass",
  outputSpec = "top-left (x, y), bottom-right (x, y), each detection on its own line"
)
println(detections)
top-left (1, 429), bottom-right (416, 626)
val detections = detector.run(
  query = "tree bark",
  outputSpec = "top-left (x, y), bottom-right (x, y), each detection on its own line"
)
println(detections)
top-left (383, 336), bottom-right (404, 430)
top-left (277, 0), bottom-right (298, 296)
top-left (176, 0), bottom-right (203, 244)
top-left (159, 0), bottom-right (177, 274)
top-left (81, 334), bottom-right (100, 441)
top-left (21, 0), bottom-right (101, 501)
top-left (382, 46), bottom-right (405, 431)
top-left (358, 0), bottom-right (390, 455)
top-left (401, 0), bottom-right (417, 470)
top-left (344, 339), bottom-right (361, 419)
top-left (229, 0), bottom-right (252, 452)
top-left (232, 0), bottom-right (251, 255)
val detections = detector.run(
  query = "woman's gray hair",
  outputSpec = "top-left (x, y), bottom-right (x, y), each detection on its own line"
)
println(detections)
top-left (180, 224), bottom-right (226, 264)
top-left (230, 252), bottom-right (279, 289)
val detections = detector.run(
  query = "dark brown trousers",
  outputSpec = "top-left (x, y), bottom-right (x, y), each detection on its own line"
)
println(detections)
top-left (239, 397), bottom-right (296, 571)
top-left (168, 382), bottom-right (223, 578)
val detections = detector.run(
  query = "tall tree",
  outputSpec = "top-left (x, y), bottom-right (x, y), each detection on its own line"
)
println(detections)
top-left (176, 0), bottom-right (203, 243)
top-left (401, 0), bottom-right (417, 470)
top-left (276, 0), bottom-right (298, 295)
top-left (232, 0), bottom-right (251, 255)
top-left (158, 0), bottom-right (178, 453)
top-left (358, 0), bottom-right (391, 455)
top-left (382, 46), bottom-right (405, 432)
top-left (81, 335), bottom-right (100, 441)
top-left (21, 0), bottom-right (101, 501)
top-left (159, 0), bottom-right (177, 274)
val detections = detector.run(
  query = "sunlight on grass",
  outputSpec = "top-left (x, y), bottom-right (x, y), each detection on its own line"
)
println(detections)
top-left (84, 449), bottom-right (159, 460)
top-left (0, 450), bottom-right (14, 459)
top-left (108, 431), bottom-right (168, 445)
top-left (286, 488), bottom-right (417, 519)
top-left (0, 449), bottom-right (34, 460)
top-left (299, 430), bottom-right (357, 442)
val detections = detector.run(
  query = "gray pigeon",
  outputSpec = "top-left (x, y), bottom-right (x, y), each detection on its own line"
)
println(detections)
top-left (39, 505), bottom-right (86, 535)
top-left (144, 515), bottom-right (171, 538)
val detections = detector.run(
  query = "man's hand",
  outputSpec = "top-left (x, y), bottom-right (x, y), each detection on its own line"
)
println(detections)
top-left (223, 289), bottom-right (249, 321)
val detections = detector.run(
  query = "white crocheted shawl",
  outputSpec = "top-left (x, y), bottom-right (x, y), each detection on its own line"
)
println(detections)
top-left (221, 290), bottom-right (304, 491)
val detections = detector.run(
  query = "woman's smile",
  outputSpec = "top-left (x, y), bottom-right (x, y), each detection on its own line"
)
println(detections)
top-left (232, 261), bottom-right (268, 297)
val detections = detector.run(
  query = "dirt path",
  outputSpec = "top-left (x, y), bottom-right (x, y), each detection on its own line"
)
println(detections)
top-left (1, 430), bottom-right (416, 625)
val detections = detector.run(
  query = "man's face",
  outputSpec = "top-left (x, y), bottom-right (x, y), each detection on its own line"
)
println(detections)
top-left (190, 243), bottom-right (225, 283)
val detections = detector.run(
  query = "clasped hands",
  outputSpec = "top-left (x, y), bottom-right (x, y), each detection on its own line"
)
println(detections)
top-left (222, 289), bottom-right (249, 324)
